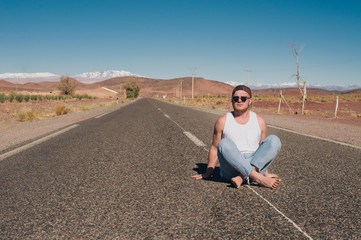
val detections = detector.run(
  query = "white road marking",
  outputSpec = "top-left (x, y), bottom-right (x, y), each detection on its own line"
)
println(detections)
top-left (247, 186), bottom-right (313, 240)
top-left (153, 104), bottom-right (186, 131)
top-left (268, 125), bottom-right (361, 150)
top-left (150, 101), bottom-right (313, 239)
top-left (183, 131), bottom-right (206, 147)
top-left (0, 124), bottom-right (79, 162)
top-left (95, 112), bottom-right (109, 118)
top-left (95, 111), bottom-right (114, 119)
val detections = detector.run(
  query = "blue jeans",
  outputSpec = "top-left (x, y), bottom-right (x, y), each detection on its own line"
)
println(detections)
top-left (217, 135), bottom-right (281, 181)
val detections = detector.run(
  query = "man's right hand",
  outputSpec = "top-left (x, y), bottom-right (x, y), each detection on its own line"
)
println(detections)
top-left (191, 173), bottom-right (211, 180)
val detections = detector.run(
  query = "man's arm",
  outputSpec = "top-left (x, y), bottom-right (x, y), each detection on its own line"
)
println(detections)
top-left (191, 115), bottom-right (226, 180)
top-left (256, 114), bottom-right (267, 144)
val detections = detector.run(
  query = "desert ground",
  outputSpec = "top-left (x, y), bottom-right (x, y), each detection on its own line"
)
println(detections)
top-left (1, 90), bottom-right (360, 130)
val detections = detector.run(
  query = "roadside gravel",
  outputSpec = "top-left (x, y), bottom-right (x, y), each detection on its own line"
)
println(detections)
top-left (262, 113), bottom-right (361, 148)
top-left (1, 98), bottom-right (360, 153)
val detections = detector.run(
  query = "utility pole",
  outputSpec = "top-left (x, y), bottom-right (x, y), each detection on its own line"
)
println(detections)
top-left (191, 68), bottom-right (197, 99)
top-left (180, 81), bottom-right (183, 98)
top-left (192, 71), bottom-right (195, 99)
top-left (176, 80), bottom-right (183, 98)
top-left (244, 70), bottom-right (252, 87)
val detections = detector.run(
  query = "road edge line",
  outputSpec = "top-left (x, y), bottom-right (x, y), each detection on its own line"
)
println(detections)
top-left (268, 125), bottom-right (361, 150)
top-left (0, 124), bottom-right (79, 162)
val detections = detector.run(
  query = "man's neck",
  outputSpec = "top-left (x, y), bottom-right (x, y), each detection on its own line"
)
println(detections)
top-left (233, 109), bottom-right (250, 118)
top-left (232, 110), bottom-right (250, 125)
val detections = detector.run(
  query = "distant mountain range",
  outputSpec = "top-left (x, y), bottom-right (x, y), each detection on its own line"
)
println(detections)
top-left (0, 72), bottom-right (60, 82)
top-left (0, 76), bottom-right (234, 97)
top-left (1, 75), bottom-right (360, 96)
top-left (225, 81), bottom-right (361, 92)
top-left (72, 70), bottom-right (144, 83)
top-left (0, 70), bottom-right (143, 84)
top-left (0, 70), bottom-right (359, 91)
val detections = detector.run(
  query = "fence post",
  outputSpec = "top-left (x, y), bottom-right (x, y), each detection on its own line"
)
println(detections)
top-left (334, 96), bottom-right (339, 118)
top-left (301, 82), bottom-right (307, 114)
top-left (278, 90), bottom-right (282, 113)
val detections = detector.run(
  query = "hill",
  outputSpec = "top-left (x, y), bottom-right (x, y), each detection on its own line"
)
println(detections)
top-left (0, 77), bottom-right (359, 97)
top-left (0, 77), bottom-right (234, 97)
top-left (0, 78), bottom-right (96, 93)
top-left (95, 77), bottom-right (234, 97)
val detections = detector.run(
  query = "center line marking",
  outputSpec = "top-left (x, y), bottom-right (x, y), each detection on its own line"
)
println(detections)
top-left (0, 124), bottom-right (79, 162)
top-left (183, 131), bottom-right (206, 147)
top-left (247, 186), bottom-right (313, 239)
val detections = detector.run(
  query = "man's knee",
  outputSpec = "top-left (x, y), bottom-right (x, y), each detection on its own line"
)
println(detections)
top-left (266, 135), bottom-right (282, 151)
top-left (218, 138), bottom-right (235, 153)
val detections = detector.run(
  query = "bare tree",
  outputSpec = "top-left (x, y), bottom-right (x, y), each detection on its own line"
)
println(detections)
top-left (58, 76), bottom-right (77, 95)
top-left (288, 41), bottom-right (307, 114)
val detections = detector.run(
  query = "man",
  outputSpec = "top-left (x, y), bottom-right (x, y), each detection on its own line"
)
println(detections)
top-left (191, 85), bottom-right (282, 189)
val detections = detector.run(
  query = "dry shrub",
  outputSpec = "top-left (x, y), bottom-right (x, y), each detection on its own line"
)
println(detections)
top-left (103, 101), bottom-right (117, 107)
top-left (82, 105), bottom-right (91, 111)
top-left (81, 104), bottom-right (98, 111)
top-left (303, 110), bottom-right (313, 115)
top-left (55, 104), bottom-right (73, 115)
top-left (16, 108), bottom-right (40, 122)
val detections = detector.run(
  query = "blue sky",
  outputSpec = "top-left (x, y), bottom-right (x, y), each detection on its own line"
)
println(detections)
top-left (1, 0), bottom-right (360, 87)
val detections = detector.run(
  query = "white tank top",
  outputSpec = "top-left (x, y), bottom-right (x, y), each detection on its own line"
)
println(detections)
top-left (222, 111), bottom-right (261, 153)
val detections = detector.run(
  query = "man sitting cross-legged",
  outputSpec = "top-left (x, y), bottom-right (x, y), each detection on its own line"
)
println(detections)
top-left (191, 85), bottom-right (282, 189)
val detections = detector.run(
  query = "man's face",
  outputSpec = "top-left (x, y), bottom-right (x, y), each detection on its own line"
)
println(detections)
top-left (232, 90), bottom-right (252, 112)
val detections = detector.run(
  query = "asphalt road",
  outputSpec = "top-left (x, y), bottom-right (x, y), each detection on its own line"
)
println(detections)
top-left (1, 98), bottom-right (360, 239)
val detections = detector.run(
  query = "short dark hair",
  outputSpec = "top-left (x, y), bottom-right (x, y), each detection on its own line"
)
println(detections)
top-left (232, 85), bottom-right (252, 98)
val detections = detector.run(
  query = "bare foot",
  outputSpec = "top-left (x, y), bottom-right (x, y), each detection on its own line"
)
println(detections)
top-left (264, 172), bottom-right (279, 178)
top-left (231, 176), bottom-right (244, 189)
top-left (264, 170), bottom-right (279, 178)
top-left (249, 169), bottom-right (281, 189)
top-left (256, 176), bottom-right (282, 189)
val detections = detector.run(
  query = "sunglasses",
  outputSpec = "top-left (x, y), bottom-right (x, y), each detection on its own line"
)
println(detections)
top-left (232, 96), bottom-right (250, 102)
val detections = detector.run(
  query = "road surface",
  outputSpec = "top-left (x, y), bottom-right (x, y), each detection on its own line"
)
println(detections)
top-left (1, 98), bottom-right (360, 239)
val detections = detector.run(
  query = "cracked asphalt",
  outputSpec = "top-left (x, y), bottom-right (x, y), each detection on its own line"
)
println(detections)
top-left (1, 98), bottom-right (360, 239)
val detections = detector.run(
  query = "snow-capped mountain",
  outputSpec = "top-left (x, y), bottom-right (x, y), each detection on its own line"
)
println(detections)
top-left (0, 72), bottom-right (60, 83)
top-left (0, 70), bottom-right (144, 84)
top-left (72, 70), bottom-right (144, 83)
top-left (226, 81), bottom-right (301, 89)
top-left (225, 81), bottom-right (360, 91)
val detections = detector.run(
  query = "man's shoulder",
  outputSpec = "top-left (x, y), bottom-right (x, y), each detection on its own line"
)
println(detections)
top-left (215, 113), bottom-right (229, 129)
top-left (253, 111), bottom-right (266, 126)
top-left (218, 112), bottom-right (230, 123)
